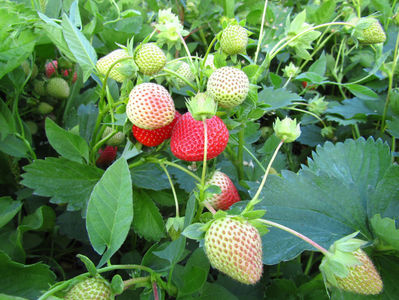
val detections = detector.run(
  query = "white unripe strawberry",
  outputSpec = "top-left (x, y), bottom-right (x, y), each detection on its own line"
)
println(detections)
top-left (207, 67), bottom-right (249, 108)
top-left (204, 217), bottom-right (263, 285)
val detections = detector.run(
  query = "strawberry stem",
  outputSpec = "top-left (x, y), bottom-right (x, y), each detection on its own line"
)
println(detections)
top-left (203, 201), bottom-right (217, 215)
top-left (199, 118), bottom-right (209, 204)
top-left (254, 0), bottom-right (269, 64)
top-left (122, 276), bottom-right (150, 292)
top-left (178, 32), bottom-right (201, 89)
top-left (160, 163), bottom-right (180, 218)
top-left (245, 140), bottom-right (284, 212)
top-left (257, 219), bottom-right (330, 255)
top-left (162, 68), bottom-right (198, 91)
top-left (146, 158), bottom-right (201, 182)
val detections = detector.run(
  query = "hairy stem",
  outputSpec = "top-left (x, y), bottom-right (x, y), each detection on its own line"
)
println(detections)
top-left (254, 0), bottom-right (269, 63)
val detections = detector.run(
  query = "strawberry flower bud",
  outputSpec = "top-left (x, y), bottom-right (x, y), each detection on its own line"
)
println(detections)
top-left (308, 96), bottom-right (328, 115)
top-left (283, 62), bottom-right (300, 78)
top-left (273, 117), bottom-right (301, 143)
top-left (155, 9), bottom-right (189, 45)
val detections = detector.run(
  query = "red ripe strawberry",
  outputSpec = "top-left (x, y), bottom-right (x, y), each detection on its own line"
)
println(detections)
top-left (132, 111), bottom-right (181, 147)
top-left (205, 171), bottom-right (240, 210)
top-left (96, 146), bottom-right (117, 168)
top-left (126, 83), bottom-right (175, 130)
top-left (204, 217), bottom-right (263, 284)
top-left (45, 60), bottom-right (58, 78)
top-left (62, 69), bottom-right (78, 83)
top-left (170, 112), bottom-right (229, 161)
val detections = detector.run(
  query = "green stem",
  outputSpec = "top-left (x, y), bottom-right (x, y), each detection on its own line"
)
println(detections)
top-left (304, 252), bottom-right (314, 276)
top-left (283, 107), bottom-right (327, 127)
top-left (230, 136), bottom-right (266, 172)
top-left (162, 68), bottom-right (198, 91)
top-left (160, 164), bottom-right (180, 217)
top-left (250, 140), bottom-right (284, 204)
top-left (254, 0), bottom-right (269, 64)
top-left (199, 118), bottom-right (208, 202)
top-left (257, 219), bottom-right (329, 255)
top-left (392, 137), bottom-right (396, 163)
top-left (123, 277), bottom-right (150, 291)
top-left (269, 22), bottom-right (353, 62)
top-left (237, 127), bottom-right (245, 181)
top-left (146, 158), bottom-right (201, 182)
top-left (178, 32), bottom-right (201, 89)
top-left (381, 30), bottom-right (399, 133)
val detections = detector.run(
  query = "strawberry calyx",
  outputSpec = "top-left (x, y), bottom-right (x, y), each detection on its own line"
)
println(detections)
top-left (186, 92), bottom-right (217, 121)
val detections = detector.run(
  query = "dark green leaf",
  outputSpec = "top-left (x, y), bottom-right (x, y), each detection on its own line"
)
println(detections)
top-left (370, 214), bottom-right (399, 251)
top-left (77, 104), bottom-right (98, 143)
top-left (86, 158), bottom-right (133, 267)
top-left (258, 87), bottom-right (303, 111)
top-left (45, 118), bottom-right (89, 163)
top-left (174, 248), bottom-right (210, 297)
top-left (62, 13), bottom-right (97, 81)
top-left (0, 100), bottom-right (15, 140)
top-left (153, 236), bottom-right (186, 265)
top-left (0, 251), bottom-right (55, 299)
top-left (131, 163), bottom-right (170, 190)
top-left (56, 211), bottom-right (90, 243)
top-left (21, 157), bottom-right (103, 211)
top-left (345, 84), bottom-right (380, 100)
top-left (326, 98), bottom-right (377, 120)
top-left (0, 135), bottom-right (30, 158)
top-left (20, 206), bottom-right (55, 233)
top-left (386, 118), bottom-right (399, 138)
top-left (0, 197), bottom-right (22, 229)
top-left (133, 190), bottom-right (165, 241)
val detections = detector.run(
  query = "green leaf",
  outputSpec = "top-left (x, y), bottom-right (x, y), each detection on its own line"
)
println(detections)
top-left (0, 197), bottom-right (22, 229)
top-left (387, 118), bottom-right (399, 138)
top-left (77, 104), bottom-right (98, 144)
top-left (247, 138), bottom-right (394, 264)
top-left (20, 206), bottom-right (55, 233)
top-left (0, 251), bottom-right (55, 299)
top-left (345, 84), bottom-right (380, 100)
top-left (62, 13), bottom-right (97, 81)
top-left (0, 4), bottom-right (37, 79)
top-left (258, 87), bottom-right (303, 111)
top-left (326, 98), bottom-right (377, 120)
top-left (0, 100), bottom-right (15, 140)
top-left (86, 157), bottom-right (133, 267)
top-left (45, 118), bottom-right (89, 163)
top-left (131, 163), bottom-right (170, 190)
top-left (37, 12), bottom-right (75, 62)
top-left (133, 190), bottom-right (165, 241)
top-left (0, 294), bottom-right (28, 300)
top-left (0, 135), bottom-right (30, 158)
top-left (173, 248), bottom-right (210, 297)
top-left (21, 157), bottom-right (103, 211)
top-left (76, 254), bottom-right (98, 276)
top-left (296, 72), bottom-right (327, 84)
top-left (370, 214), bottom-right (399, 251)
top-left (153, 236), bottom-right (186, 265)
top-left (182, 223), bottom-right (205, 240)
top-left (308, 52), bottom-right (327, 75)
top-left (368, 165), bottom-right (399, 220)
top-left (307, 0), bottom-right (336, 24)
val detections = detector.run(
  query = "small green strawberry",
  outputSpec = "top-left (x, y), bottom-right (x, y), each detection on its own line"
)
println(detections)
top-left (46, 77), bottom-right (70, 99)
top-left (134, 43), bottom-right (166, 75)
top-left (21, 60), bottom-right (38, 79)
top-left (33, 80), bottom-right (47, 96)
top-left (175, 61), bottom-right (195, 87)
top-left (102, 127), bottom-right (126, 146)
top-left (207, 66), bottom-right (249, 108)
top-left (358, 19), bottom-right (386, 45)
top-left (126, 83), bottom-right (175, 130)
top-left (204, 217), bottom-right (263, 284)
top-left (96, 49), bottom-right (131, 82)
top-left (320, 233), bottom-right (383, 295)
top-left (37, 102), bottom-right (54, 114)
top-left (220, 25), bottom-right (248, 55)
top-left (64, 276), bottom-right (112, 300)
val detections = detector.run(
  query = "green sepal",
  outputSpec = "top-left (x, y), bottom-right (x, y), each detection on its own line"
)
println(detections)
top-left (186, 92), bottom-right (217, 120)
top-left (248, 219), bottom-right (269, 236)
top-left (76, 254), bottom-right (98, 277)
top-left (111, 274), bottom-right (124, 295)
top-left (241, 209), bottom-right (267, 220)
top-left (181, 222), bottom-right (206, 240)
top-left (165, 216), bottom-right (185, 240)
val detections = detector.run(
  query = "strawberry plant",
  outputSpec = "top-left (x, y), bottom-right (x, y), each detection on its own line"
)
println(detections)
top-left (1, 0), bottom-right (399, 299)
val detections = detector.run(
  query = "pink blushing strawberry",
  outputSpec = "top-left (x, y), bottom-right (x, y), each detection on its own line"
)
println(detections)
top-left (45, 60), bottom-right (58, 78)
top-left (205, 171), bottom-right (240, 210)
